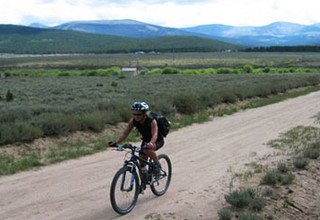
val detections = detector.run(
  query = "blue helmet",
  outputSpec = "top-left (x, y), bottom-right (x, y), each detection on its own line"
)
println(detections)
top-left (131, 101), bottom-right (149, 111)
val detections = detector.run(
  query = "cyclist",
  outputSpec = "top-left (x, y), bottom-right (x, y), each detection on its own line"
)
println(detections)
top-left (108, 101), bottom-right (164, 178)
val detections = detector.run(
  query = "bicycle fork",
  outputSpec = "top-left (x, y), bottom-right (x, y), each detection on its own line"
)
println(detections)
top-left (120, 166), bottom-right (135, 192)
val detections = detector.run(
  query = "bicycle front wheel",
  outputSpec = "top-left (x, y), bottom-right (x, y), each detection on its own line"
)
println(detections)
top-left (110, 166), bottom-right (140, 215)
top-left (151, 154), bottom-right (172, 196)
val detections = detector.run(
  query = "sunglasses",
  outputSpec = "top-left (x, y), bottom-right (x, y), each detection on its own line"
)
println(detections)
top-left (132, 113), bottom-right (143, 116)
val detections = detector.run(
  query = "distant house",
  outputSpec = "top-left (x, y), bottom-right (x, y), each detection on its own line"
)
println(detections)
top-left (121, 67), bottom-right (138, 77)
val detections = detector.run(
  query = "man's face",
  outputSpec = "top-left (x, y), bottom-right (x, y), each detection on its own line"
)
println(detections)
top-left (132, 110), bottom-right (144, 122)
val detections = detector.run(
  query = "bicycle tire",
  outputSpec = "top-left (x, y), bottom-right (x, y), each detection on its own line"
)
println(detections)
top-left (110, 166), bottom-right (140, 215)
top-left (151, 154), bottom-right (172, 196)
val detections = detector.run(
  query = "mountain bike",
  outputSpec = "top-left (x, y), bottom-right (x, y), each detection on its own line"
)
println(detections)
top-left (109, 143), bottom-right (172, 215)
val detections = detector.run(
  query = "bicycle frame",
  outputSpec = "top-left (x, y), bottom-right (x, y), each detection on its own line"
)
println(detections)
top-left (118, 145), bottom-right (156, 191)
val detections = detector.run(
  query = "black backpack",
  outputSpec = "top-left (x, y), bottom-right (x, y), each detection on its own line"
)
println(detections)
top-left (149, 112), bottom-right (171, 138)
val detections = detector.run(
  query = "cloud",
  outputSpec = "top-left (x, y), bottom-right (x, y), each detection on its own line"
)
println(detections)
top-left (0, 0), bottom-right (319, 27)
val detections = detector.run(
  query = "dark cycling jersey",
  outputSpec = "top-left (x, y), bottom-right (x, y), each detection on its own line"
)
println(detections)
top-left (133, 116), bottom-right (164, 143)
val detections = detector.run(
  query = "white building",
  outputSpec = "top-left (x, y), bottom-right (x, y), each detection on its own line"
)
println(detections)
top-left (121, 67), bottom-right (138, 77)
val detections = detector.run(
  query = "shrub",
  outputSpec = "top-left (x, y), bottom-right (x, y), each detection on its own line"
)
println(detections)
top-left (155, 101), bottom-right (177, 116)
top-left (250, 197), bottom-right (266, 211)
top-left (311, 141), bottom-right (320, 150)
top-left (303, 147), bottom-right (319, 159)
top-left (277, 161), bottom-right (289, 173)
top-left (293, 157), bottom-right (309, 169)
top-left (260, 169), bottom-right (281, 185)
top-left (145, 68), bottom-right (162, 75)
top-left (262, 187), bottom-right (273, 197)
top-left (289, 68), bottom-right (296, 73)
top-left (280, 172), bottom-right (295, 185)
top-left (303, 144), bottom-right (320, 159)
top-left (6, 90), bottom-right (14, 102)
top-left (172, 94), bottom-right (200, 114)
top-left (79, 111), bottom-right (107, 132)
top-left (34, 113), bottom-right (81, 136)
top-left (217, 68), bottom-right (232, 74)
top-left (104, 111), bottom-right (122, 125)
top-left (218, 207), bottom-right (233, 220)
top-left (239, 212), bottom-right (258, 220)
top-left (262, 67), bottom-right (271, 73)
top-left (118, 74), bottom-right (126, 79)
top-left (242, 64), bottom-right (254, 73)
top-left (224, 189), bottom-right (255, 208)
top-left (86, 70), bottom-right (98, 76)
top-left (162, 67), bottom-right (179, 74)
top-left (0, 122), bottom-right (43, 144)
top-left (58, 72), bottom-right (70, 76)
top-left (117, 109), bottom-right (132, 122)
top-left (221, 91), bottom-right (238, 104)
top-left (202, 68), bottom-right (216, 74)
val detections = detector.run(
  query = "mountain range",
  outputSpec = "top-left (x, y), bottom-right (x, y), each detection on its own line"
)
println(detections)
top-left (183, 22), bottom-right (320, 46)
top-left (0, 24), bottom-right (240, 54)
top-left (52, 19), bottom-right (320, 46)
top-left (1, 19), bottom-right (320, 54)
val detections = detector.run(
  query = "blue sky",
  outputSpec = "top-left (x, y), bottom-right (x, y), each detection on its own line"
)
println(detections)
top-left (0, 0), bottom-right (319, 27)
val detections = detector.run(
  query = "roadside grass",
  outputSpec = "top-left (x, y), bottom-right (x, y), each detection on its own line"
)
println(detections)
top-left (267, 125), bottom-right (320, 154)
top-left (218, 114), bottom-right (320, 219)
top-left (240, 86), bottom-right (320, 110)
top-left (0, 131), bottom-right (141, 176)
top-left (0, 153), bottom-right (42, 176)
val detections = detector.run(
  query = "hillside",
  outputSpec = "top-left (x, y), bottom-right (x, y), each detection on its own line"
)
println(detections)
top-left (52, 19), bottom-right (320, 46)
top-left (54, 19), bottom-right (198, 38)
top-left (0, 25), bottom-right (241, 54)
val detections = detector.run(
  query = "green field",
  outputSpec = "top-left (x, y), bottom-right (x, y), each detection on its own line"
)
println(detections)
top-left (1, 52), bottom-right (320, 69)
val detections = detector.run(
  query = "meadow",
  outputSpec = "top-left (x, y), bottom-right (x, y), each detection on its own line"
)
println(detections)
top-left (2, 52), bottom-right (320, 69)
top-left (1, 52), bottom-right (320, 175)
top-left (1, 72), bottom-right (320, 145)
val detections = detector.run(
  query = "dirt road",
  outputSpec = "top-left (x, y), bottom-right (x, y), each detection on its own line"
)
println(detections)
top-left (1, 91), bottom-right (319, 220)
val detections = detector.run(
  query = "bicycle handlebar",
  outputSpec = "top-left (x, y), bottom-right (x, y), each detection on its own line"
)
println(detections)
top-left (109, 143), bottom-right (142, 152)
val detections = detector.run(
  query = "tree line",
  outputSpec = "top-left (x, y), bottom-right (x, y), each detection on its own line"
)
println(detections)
top-left (244, 46), bottom-right (320, 52)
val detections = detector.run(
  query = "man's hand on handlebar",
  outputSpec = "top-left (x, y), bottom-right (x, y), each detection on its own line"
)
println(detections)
top-left (145, 142), bottom-right (156, 150)
top-left (108, 141), bottom-right (117, 147)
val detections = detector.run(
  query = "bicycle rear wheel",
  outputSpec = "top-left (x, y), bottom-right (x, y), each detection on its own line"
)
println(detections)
top-left (151, 154), bottom-right (172, 196)
top-left (110, 166), bottom-right (140, 214)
